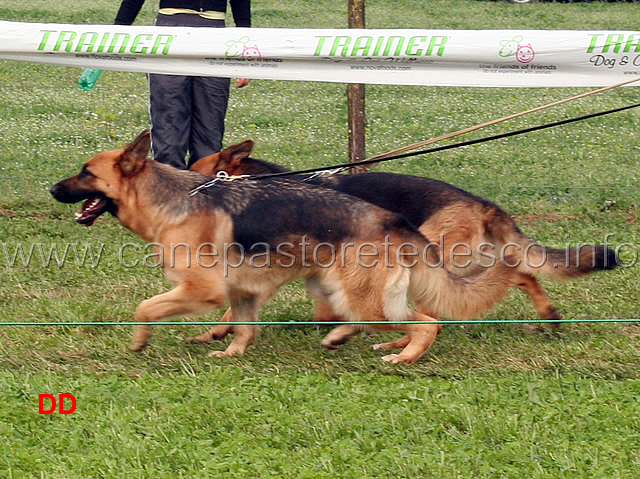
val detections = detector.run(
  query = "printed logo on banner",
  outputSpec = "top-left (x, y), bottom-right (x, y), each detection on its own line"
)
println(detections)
top-left (313, 35), bottom-right (448, 58)
top-left (225, 37), bottom-right (262, 59)
top-left (586, 33), bottom-right (640, 70)
top-left (3, 21), bottom-right (637, 86)
top-left (498, 35), bottom-right (536, 64)
top-left (37, 29), bottom-right (174, 55)
top-left (515, 44), bottom-right (535, 64)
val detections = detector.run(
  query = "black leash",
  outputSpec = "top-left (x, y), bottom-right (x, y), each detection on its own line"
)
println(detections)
top-left (248, 101), bottom-right (640, 180)
top-left (189, 101), bottom-right (640, 195)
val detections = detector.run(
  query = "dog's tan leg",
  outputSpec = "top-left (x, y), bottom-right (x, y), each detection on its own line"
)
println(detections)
top-left (321, 324), bottom-right (363, 350)
top-left (373, 308), bottom-right (441, 351)
top-left (322, 312), bottom-right (439, 363)
top-left (378, 311), bottom-right (440, 364)
top-left (131, 281), bottom-right (225, 351)
top-left (304, 277), bottom-right (345, 324)
top-left (188, 291), bottom-right (274, 344)
top-left (371, 335), bottom-right (411, 351)
top-left (187, 308), bottom-right (235, 344)
top-left (515, 273), bottom-right (562, 325)
top-left (188, 296), bottom-right (345, 346)
top-left (207, 297), bottom-right (260, 358)
top-left (313, 300), bottom-right (344, 323)
top-left (207, 325), bottom-right (258, 358)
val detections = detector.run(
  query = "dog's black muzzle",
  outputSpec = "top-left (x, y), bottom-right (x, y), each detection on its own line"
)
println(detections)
top-left (50, 181), bottom-right (87, 204)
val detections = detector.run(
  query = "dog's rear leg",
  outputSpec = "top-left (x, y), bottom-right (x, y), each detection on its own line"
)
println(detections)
top-left (515, 273), bottom-right (562, 327)
top-left (131, 281), bottom-right (225, 351)
top-left (305, 278), bottom-right (346, 324)
top-left (377, 311), bottom-right (440, 364)
top-left (372, 309), bottom-right (441, 351)
top-left (323, 312), bottom-right (440, 363)
top-left (313, 300), bottom-right (345, 323)
top-left (208, 297), bottom-right (260, 358)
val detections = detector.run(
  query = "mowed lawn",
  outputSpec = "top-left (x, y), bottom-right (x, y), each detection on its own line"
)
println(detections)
top-left (1, 0), bottom-right (640, 477)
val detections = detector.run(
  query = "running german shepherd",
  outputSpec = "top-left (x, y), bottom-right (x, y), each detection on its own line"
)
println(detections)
top-left (188, 139), bottom-right (618, 345)
top-left (50, 130), bottom-right (515, 363)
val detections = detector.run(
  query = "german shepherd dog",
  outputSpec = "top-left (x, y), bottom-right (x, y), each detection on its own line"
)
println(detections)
top-left (50, 131), bottom-right (516, 363)
top-left (188, 139), bottom-right (618, 346)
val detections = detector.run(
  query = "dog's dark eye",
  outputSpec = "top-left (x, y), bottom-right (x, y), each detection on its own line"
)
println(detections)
top-left (79, 167), bottom-right (95, 180)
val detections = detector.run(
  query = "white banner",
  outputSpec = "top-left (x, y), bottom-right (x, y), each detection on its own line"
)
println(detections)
top-left (1, 21), bottom-right (639, 87)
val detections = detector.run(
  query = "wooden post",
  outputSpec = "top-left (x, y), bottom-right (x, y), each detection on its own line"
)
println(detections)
top-left (347, 0), bottom-right (366, 173)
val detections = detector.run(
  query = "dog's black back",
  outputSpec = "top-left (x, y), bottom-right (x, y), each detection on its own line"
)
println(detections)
top-left (236, 157), bottom-right (499, 228)
top-left (322, 172), bottom-right (498, 228)
top-left (189, 173), bottom-right (424, 252)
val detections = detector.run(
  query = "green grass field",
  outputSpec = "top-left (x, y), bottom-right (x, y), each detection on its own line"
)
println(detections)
top-left (1, 0), bottom-right (640, 477)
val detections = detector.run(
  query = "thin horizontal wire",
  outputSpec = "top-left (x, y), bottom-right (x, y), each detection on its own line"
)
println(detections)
top-left (0, 319), bottom-right (638, 327)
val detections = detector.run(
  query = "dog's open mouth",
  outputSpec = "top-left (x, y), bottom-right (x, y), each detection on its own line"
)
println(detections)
top-left (75, 197), bottom-right (109, 226)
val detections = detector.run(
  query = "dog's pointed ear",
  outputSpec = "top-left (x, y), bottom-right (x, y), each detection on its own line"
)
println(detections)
top-left (119, 130), bottom-right (150, 177)
top-left (221, 140), bottom-right (254, 169)
top-left (190, 151), bottom-right (222, 175)
top-left (191, 140), bottom-right (254, 175)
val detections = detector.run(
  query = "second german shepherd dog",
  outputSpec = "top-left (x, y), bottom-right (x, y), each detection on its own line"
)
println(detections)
top-left (50, 131), bottom-right (516, 363)
top-left (188, 139), bottom-right (618, 346)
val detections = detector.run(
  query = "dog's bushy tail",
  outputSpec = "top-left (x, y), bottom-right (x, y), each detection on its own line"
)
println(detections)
top-left (488, 210), bottom-right (619, 280)
top-left (409, 258), bottom-right (514, 320)
top-left (515, 239), bottom-right (618, 280)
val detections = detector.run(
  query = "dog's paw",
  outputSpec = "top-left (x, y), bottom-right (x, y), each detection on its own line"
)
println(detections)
top-left (186, 333), bottom-right (214, 344)
top-left (129, 341), bottom-right (148, 352)
top-left (207, 350), bottom-right (231, 358)
top-left (209, 325), bottom-right (233, 340)
top-left (381, 353), bottom-right (416, 364)
top-left (321, 336), bottom-right (350, 350)
top-left (381, 354), bottom-right (401, 363)
top-left (321, 341), bottom-right (340, 351)
top-left (381, 353), bottom-right (399, 363)
top-left (372, 342), bottom-right (387, 351)
top-left (207, 348), bottom-right (244, 358)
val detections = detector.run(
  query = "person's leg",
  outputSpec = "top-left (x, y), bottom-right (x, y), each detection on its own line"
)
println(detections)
top-left (189, 75), bottom-right (230, 166)
top-left (148, 13), bottom-right (199, 168)
top-left (148, 14), bottom-right (228, 168)
top-left (148, 73), bottom-right (192, 168)
top-left (187, 18), bottom-right (229, 166)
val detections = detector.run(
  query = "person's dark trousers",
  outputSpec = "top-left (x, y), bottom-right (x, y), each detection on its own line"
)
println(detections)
top-left (149, 13), bottom-right (230, 169)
